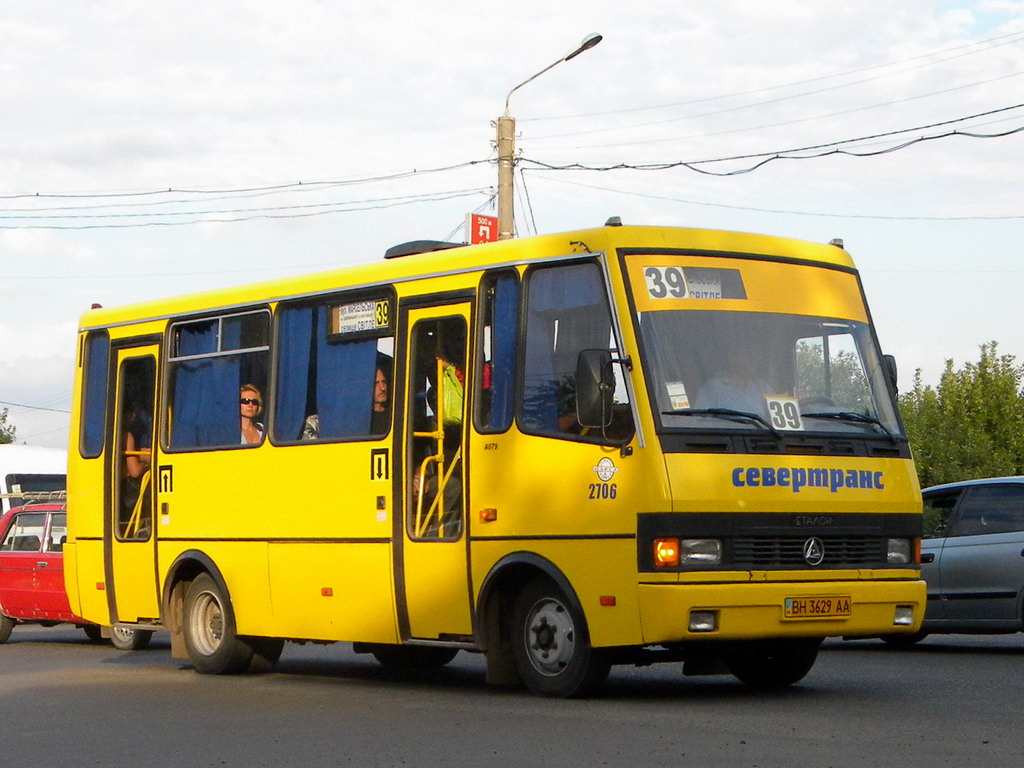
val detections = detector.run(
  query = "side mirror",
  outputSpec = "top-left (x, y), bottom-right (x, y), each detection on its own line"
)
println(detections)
top-left (882, 354), bottom-right (898, 392)
top-left (576, 349), bottom-right (614, 428)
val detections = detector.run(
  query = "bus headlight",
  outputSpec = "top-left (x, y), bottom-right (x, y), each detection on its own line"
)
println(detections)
top-left (653, 538), bottom-right (722, 567)
top-left (887, 537), bottom-right (912, 564)
top-left (681, 538), bottom-right (722, 565)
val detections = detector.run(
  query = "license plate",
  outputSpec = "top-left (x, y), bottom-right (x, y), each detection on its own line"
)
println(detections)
top-left (784, 595), bottom-right (852, 619)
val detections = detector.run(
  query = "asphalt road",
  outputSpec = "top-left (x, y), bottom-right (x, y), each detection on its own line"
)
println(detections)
top-left (3, 625), bottom-right (1022, 767)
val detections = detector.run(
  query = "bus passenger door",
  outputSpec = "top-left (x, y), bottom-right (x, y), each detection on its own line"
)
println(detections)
top-left (105, 345), bottom-right (161, 624)
top-left (397, 303), bottom-right (473, 641)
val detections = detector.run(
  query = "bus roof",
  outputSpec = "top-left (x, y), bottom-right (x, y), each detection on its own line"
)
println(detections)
top-left (77, 224), bottom-right (856, 331)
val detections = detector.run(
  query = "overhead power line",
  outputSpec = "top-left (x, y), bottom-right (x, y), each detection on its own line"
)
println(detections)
top-left (0, 187), bottom-right (492, 223)
top-left (0, 159), bottom-right (490, 203)
top-left (0, 399), bottom-right (71, 414)
top-left (521, 104), bottom-right (1024, 176)
top-left (532, 71), bottom-right (1024, 150)
top-left (0, 187), bottom-right (494, 231)
top-left (524, 28), bottom-right (1024, 122)
top-left (531, 69), bottom-right (1024, 142)
top-left (534, 176), bottom-right (1023, 221)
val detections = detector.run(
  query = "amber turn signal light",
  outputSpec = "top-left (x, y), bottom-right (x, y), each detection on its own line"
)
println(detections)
top-left (654, 537), bottom-right (680, 567)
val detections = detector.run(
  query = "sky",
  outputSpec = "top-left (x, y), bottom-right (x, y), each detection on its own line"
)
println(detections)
top-left (1, 0), bottom-right (1022, 449)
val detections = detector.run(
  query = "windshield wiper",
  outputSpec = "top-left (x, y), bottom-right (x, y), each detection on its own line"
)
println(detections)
top-left (801, 411), bottom-right (897, 443)
top-left (662, 407), bottom-right (781, 438)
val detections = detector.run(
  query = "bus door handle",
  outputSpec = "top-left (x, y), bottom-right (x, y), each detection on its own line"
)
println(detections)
top-left (920, 553), bottom-right (935, 564)
top-left (37, 561), bottom-right (49, 568)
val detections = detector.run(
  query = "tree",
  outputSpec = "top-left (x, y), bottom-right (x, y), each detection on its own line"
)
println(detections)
top-left (796, 341), bottom-right (872, 413)
top-left (898, 342), bottom-right (1024, 487)
top-left (0, 408), bottom-right (15, 444)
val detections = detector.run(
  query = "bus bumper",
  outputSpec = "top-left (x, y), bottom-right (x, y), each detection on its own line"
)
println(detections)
top-left (636, 578), bottom-right (926, 643)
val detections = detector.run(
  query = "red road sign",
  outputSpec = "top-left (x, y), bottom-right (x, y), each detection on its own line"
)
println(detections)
top-left (466, 213), bottom-right (498, 244)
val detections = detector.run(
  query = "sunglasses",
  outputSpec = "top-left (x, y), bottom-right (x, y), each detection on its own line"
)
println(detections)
top-left (239, 397), bottom-right (261, 406)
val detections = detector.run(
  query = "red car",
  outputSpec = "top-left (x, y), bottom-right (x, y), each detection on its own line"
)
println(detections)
top-left (0, 502), bottom-right (151, 649)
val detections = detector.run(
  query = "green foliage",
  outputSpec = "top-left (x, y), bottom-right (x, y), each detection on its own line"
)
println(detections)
top-left (0, 408), bottom-right (15, 444)
top-left (796, 341), bottom-right (872, 413)
top-left (899, 341), bottom-right (1024, 487)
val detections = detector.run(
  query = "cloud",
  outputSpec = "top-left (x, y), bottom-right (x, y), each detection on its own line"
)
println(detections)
top-left (0, 320), bottom-right (78, 362)
top-left (0, 0), bottom-right (1021, 422)
top-left (0, 230), bottom-right (99, 261)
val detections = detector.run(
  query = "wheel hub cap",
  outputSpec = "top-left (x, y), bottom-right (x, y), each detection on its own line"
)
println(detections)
top-left (525, 598), bottom-right (575, 676)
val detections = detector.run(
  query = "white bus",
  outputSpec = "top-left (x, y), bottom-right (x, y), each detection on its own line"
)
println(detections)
top-left (0, 444), bottom-right (67, 513)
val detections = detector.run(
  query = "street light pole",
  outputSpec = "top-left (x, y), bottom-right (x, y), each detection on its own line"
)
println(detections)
top-left (496, 33), bottom-right (603, 241)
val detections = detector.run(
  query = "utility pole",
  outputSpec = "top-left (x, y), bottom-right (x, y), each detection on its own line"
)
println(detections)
top-left (496, 114), bottom-right (516, 241)
top-left (496, 33), bottom-right (603, 241)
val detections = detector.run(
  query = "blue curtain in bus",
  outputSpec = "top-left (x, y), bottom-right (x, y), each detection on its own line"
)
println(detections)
top-left (274, 306), bottom-right (313, 441)
top-left (489, 274), bottom-right (518, 430)
top-left (170, 321), bottom-right (240, 448)
top-left (315, 306), bottom-right (376, 438)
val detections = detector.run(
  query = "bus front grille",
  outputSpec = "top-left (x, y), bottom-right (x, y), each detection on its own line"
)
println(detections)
top-left (732, 536), bottom-right (884, 568)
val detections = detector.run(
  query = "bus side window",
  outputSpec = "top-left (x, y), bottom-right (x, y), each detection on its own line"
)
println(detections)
top-left (521, 261), bottom-right (632, 441)
top-left (274, 301), bottom-right (393, 442)
top-left (80, 330), bottom-right (110, 458)
top-left (167, 311), bottom-right (269, 450)
top-left (476, 270), bottom-right (519, 433)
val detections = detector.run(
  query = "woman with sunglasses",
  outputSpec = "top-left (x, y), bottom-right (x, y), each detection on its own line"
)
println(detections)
top-left (239, 384), bottom-right (264, 445)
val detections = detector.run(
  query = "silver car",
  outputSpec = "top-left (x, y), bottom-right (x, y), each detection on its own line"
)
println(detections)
top-left (886, 476), bottom-right (1024, 645)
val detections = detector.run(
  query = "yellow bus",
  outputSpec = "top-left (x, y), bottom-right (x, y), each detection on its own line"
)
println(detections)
top-left (65, 223), bottom-right (925, 696)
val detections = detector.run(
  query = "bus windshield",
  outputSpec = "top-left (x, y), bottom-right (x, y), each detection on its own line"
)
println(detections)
top-left (638, 309), bottom-right (902, 438)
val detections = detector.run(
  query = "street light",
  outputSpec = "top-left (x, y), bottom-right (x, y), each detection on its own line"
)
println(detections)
top-left (496, 33), bottom-right (603, 240)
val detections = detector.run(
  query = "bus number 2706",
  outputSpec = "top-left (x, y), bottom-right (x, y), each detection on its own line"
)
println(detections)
top-left (589, 483), bottom-right (617, 500)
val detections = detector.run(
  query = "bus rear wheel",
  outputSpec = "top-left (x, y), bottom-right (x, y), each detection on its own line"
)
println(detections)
top-left (724, 638), bottom-right (821, 688)
top-left (511, 579), bottom-right (610, 698)
top-left (183, 573), bottom-right (253, 674)
top-left (0, 613), bottom-right (13, 644)
top-left (110, 626), bottom-right (153, 651)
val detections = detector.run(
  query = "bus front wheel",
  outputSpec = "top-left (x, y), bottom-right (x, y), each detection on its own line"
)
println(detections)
top-left (724, 638), bottom-right (821, 688)
top-left (511, 579), bottom-right (610, 698)
top-left (183, 573), bottom-right (253, 674)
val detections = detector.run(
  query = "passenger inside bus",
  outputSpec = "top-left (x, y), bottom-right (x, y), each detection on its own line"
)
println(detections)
top-left (124, 411), bottom-right (152, 481)
top-left (370, 359), bottom-right (393, 434)
top-left (239, 384), bottom-right (264, 445)
top-left (302, 360), bottom-right (393, 440)
top-left (409, 320), bottom-right (465, 539)
top-left (694, 341), bottom-right (775, 416)
top-left (688, 329), bottom-right (774, 417)
top-left (120, 360), bottom-right (155, 539)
